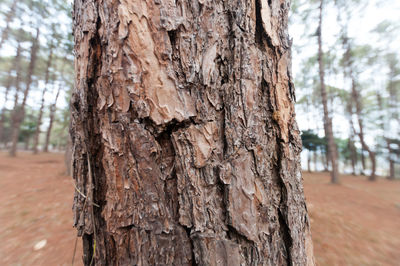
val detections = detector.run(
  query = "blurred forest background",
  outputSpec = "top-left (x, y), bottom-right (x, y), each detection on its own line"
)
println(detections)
top-left (0, 0), bottom-right (73, 157)
top-left (291, 0), bottom-right (400, 181)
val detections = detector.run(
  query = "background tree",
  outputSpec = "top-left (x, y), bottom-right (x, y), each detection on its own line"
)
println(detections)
top-left (291, 0), bottom-right (399, 179)
top-left (317, 0), bottom-right (339, 183)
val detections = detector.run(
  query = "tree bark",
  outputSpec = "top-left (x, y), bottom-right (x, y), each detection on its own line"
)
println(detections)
top-left (71, 0), bottom-right (314, 265)
top-left (32, 42), bottom-right (54, 154)
top-left (317, 0), bottom-right (339, 184)
top-left (43, 85), bottom-right (60, 152)
top-left (350, 78), bottom-right (376, 181)
top-left (65, 134), bottom-right (73, 176)
top-left (9, 28), bottom-right (40, 157)
top-left (0, 0), bottom-right (17, 50)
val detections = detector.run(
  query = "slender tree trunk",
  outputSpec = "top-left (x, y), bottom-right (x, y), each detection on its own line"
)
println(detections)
top-left (9, 28), bottom-right (40, 157)
top-left (387, 140), bottom-right (395, 180)
top-left (359, 148), bottom-right (366, 174)
top-left (314, 150), bottom-right (318, 171)
top-left (308, 151), bottom-right (311, 173)
top-left (71, 0), bottom-right (314, 265)
top-left (322, 148), bottom-right (329, 172)
top-left (33, 43), bottom-right (54, 154)
top-left (386, 61), bottom-right (397, 180)
top-left (0, 67), bottom-right (14, 146)
top-left (43, 85), bottom-right (60, 152)
top-left (0, 0), bottom-right (17, 50)
top-left (350, 78), bottom-right (376, 180)
top-left (8, 42), bottom-right (24, 156)
top-left (317, 0), bottom-right (339, 184)
top-left (24, 135), bottom-right (30, 150)
top-left (349, 137), bottom-right (357, 175)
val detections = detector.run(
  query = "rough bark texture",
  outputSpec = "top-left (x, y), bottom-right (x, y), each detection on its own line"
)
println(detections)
top-left (317, 0), bottom-right (339, 183)
top-left (71, 0), bottom-right (314, 265)
top-left (9, 28), bottom-right (40, 157)
top-left (33, 43), bottom-right (54, 154)
top-left (43, 85), bottom-right (60, 152)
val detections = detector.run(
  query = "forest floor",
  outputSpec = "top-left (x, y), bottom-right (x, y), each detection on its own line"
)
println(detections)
top-left (0, 152), bottom-right (399, 265)
top-left (0, 151), bottom-right (82, 266)
top-left (303, 172), bottom-right (400, 265)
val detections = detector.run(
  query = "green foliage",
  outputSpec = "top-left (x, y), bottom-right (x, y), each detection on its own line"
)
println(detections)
top-left (19, 108), bottom-right (37, 142)
top-left (301, 130), bottom-right (326, 152)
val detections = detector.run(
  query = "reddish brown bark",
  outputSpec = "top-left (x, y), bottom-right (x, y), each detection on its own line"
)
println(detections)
top-left (71, 0), bottom-right (314, 265)
top-left (8, 42), bottom-right (23, 154)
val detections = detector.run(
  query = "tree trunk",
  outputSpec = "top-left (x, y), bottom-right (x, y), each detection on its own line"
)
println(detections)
top-left (386, 60), bottom-right (398, 180)
top-left (317, 0), bottom-right (339, 184)
top-left (0, 67), bottom-right (14, 146)
top-left (33, 43), bottom-right (54, 154)
top-left (307, 151), bottom-right (311, 173)
top-left (8, 42), bottom-right (24, 156)
top-left (9, 28), bottom-right (40, 157)
top-left (350, 78), bottom-right (376, 180)
top-left (0, 0), bottom-right (17, 50)
top-left (314, 150), bottom-right (318, 171)
top-left (387, 140), bottom-right (395, 180)
top-left (24, 135), bottom-right (30, 150)
top-left (71, 1), bottom-right (314, 265)
top-left (349, 137), bottom-right (357, 175)
top-left (43, 85), bottom-right (60, 152)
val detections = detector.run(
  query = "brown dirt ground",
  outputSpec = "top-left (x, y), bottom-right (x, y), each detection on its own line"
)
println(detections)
top-left (0, 152), bottom-right (399, 265)
top-left (0, 152), bottom-right (82, 266)
top-left (304, 172), bottom-right (400, 266)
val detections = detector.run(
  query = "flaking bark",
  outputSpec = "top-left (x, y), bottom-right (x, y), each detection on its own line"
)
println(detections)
top-left (71, 0), bottom-right (314, 265)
